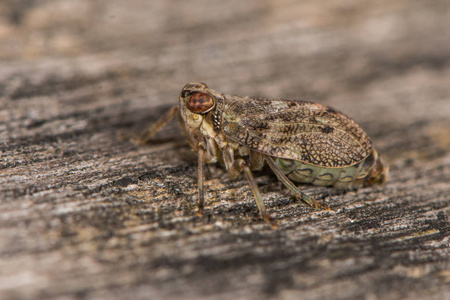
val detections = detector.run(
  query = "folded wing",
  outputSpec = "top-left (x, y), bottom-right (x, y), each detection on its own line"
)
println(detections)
top-left (222, 97), bottom-right (372, 168)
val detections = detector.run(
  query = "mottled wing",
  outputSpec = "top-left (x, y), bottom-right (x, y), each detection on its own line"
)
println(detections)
top-left (222, 96), bottom-right (372, 167)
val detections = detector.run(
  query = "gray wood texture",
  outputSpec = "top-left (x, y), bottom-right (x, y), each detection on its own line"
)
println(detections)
top-left (1, 1), bottom-right (449, 299)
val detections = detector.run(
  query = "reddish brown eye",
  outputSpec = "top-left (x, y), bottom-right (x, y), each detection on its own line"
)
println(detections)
top-left (186, 92), bottom-right (215, 114)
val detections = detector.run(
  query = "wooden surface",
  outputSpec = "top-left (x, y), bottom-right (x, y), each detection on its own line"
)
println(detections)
top-left (1, 1), bottom-right (449, 299)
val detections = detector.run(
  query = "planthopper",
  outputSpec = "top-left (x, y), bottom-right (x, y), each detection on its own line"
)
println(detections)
top-left (138, 83), bottom-right (388, 222)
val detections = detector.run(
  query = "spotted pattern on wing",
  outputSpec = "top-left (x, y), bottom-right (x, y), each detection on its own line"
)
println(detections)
top-left (222, 97), bottom-right (372, 167)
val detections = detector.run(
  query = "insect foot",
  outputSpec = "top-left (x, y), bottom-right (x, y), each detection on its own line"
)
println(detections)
top-left (138, 82), bottom-right (388, 223)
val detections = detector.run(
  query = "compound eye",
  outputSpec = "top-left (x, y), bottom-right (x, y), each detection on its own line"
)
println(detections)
top-left (186, 92), bottom-right (215, 114)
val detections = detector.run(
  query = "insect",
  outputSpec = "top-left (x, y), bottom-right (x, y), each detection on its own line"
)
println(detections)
top-left (139, 82), bottom-right (388, 222)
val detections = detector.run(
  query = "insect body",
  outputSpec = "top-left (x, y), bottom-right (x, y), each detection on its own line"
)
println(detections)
top-left (139, 83), bottom-right (388, 222)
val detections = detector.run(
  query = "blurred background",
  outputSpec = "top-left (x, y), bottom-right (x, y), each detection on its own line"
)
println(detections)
top-left (1, 0), bottom-right (448, 108)
top-left (0, 1), bottom-right (449, 299)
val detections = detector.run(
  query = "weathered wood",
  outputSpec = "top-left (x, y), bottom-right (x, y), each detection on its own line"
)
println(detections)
top-left (0, 1), bottom-right (449, 299)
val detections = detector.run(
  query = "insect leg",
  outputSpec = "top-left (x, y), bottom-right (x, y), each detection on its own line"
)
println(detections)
top-left (241, 162), bottom-right (272, 223)
top-left (137, 105), bottom-right (180, 144)
top-left (197, 146), bottom-right (206, 210)
top-left (264, 155), bottom-right (328, 210)
top-left (222, 149), bottom-right (271, 222)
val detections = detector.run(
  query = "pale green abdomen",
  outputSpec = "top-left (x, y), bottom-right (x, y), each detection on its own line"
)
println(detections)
top-left (275, 148), bottom-right (379, 188)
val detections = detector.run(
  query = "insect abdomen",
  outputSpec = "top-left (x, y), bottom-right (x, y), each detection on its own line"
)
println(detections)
top-left (275, 148), bottom-right (388, 188)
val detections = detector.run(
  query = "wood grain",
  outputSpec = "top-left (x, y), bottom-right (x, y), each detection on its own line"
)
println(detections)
top-left (1, 1), bottom-right (449, 299)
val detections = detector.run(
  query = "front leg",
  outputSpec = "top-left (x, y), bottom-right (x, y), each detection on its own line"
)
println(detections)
top-left (196, 139), bottom-right (219, 210)
top-left (197, 146), bottom-right (206, 210)
top-left (136, 105), bottom-right (180, 144)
